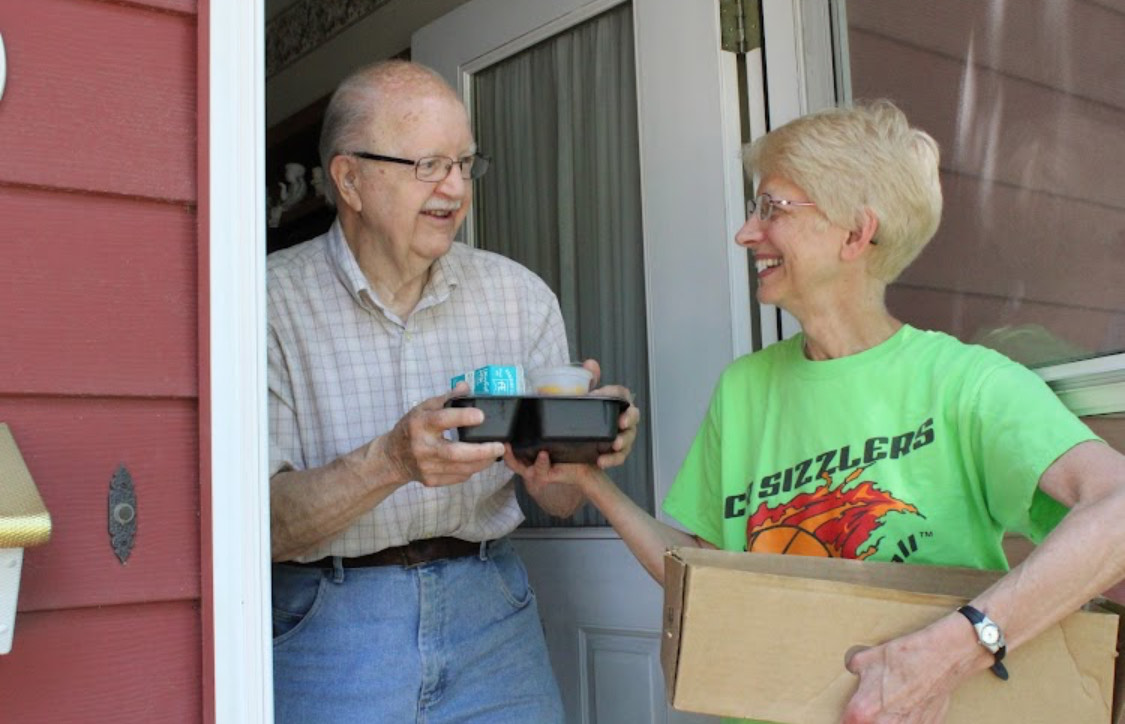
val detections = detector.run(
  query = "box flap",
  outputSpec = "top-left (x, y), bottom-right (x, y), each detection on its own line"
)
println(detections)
top-left (669, 546), bottom-right (1004, 599)
top-left (661, 550), bottom-right (688, 704)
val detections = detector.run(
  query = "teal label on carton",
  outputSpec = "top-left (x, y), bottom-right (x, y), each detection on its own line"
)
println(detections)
top-left (451, 365), bottom-right (524, 395)
top-left (473, 365), bottom-right (523, 395)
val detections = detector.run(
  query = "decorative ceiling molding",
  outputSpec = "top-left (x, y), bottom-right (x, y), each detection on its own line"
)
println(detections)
top-left (266, 0), bottom-right (395, 79)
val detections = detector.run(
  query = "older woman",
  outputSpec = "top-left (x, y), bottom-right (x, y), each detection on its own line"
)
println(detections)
top-left (507, 100), bottom-right (1125, 723)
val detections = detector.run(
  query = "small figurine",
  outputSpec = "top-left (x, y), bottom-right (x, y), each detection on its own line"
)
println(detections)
top-left (268, 162), bottom-right (308, 227)
top-left (311, 166), bottom-right (328, 201)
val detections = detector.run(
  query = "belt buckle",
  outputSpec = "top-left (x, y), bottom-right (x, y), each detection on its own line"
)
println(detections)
top-left (401, 539), bottom-right (431, 569)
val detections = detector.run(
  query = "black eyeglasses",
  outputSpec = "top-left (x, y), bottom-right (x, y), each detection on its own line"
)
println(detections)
top-left (347, 151), bottom-right (491, 182)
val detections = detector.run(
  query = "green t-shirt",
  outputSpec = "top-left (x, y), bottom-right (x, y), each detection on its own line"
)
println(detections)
top-left (662, 326), bottom-right (1098, 724)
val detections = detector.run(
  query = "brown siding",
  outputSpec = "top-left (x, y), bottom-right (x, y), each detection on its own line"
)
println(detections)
top-left (1087, 416), bottom-right (1125, 603)
top-left (848, 0), bottom-right (1125, 363)
top-left (1004, 416), bottom-right (1125, 604)
top-left (0, 0), bottom-right (202, 719)
top-left (1087, 416), bottom-right (1125, 453)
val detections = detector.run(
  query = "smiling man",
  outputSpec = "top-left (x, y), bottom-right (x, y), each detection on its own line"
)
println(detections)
top-left (266, 60), bottom-right (638, 723)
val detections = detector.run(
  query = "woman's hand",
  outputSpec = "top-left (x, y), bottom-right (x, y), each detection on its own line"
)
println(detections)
top-left (840, 613), bottom-right (983, 724)
top-left (503, 447), bottom-right (594, 518)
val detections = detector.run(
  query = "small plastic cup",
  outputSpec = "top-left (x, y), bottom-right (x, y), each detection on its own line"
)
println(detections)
top-left (528, 364), bottom-right (594, 396)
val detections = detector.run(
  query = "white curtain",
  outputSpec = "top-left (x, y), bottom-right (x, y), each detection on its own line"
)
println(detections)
top-left (473, 3), bottom-right (652, 526)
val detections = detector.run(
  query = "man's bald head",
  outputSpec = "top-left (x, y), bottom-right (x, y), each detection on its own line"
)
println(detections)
top-left (318, 60), bottom-right (465, 205)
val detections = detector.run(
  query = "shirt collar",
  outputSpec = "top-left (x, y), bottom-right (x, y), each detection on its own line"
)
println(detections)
top-left (418, 246), bottom-right (459, 311)
top-left (327, 219), bottom-right (463, 314)
top-left (326, 219), bottom-right (373, 305)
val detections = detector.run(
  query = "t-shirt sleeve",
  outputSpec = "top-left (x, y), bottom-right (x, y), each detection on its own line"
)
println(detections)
top-left (966, 357), bottom-right (1100, 540)
top-left (662, 379), bottom-right (726, 546)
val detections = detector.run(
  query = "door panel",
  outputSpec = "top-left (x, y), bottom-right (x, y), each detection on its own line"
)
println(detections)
top-left (415, 0), bottom-right (740, 720)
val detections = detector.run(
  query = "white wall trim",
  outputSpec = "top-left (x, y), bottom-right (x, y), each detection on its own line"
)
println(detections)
top-left (720, 50), bottom-right (753, 360)
top-left (1037, 353), bottom-right (1125, 417)
top-left (209, 1), bottom-right (272, 722)
top-left (761, 0), bottom-right (806, 127)
top-left (745, 44), bottom-right (786, 351)
top-left (1035, 352), bottom-right (1125, 382)
top-left (760, 0), bottom-right (807, 344)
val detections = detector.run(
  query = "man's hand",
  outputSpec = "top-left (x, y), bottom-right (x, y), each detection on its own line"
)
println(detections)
top-left (381, 382), bottom-right (505, 487)
top-left (579, 358), bottom-right (640, 469)
top-left (499, 358), bottom-right (639, 517)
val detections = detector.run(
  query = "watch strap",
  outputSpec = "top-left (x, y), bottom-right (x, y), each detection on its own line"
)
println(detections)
top-left (957, 605), bottom-right (1008, 680)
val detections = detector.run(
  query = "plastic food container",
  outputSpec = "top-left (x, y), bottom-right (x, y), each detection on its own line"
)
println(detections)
top-left (447, 396), bottom-right (521, 442)
top-left (528, 364), bottom-right (593, 396)
top-left (446, 395), bottom-right (629, 464)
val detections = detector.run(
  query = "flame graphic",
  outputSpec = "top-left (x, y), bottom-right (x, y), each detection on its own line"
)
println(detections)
top-left (746, 469), bottom-right (919, 559)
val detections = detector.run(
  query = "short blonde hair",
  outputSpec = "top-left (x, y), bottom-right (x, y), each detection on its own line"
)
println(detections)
top-left (744, 100), bottom-right (942, 282)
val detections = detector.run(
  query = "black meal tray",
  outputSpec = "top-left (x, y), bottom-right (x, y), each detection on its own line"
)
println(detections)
top-left (446, 395), bottom-right (629, 464)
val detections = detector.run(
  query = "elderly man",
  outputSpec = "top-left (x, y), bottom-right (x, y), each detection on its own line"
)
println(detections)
top-left (267, 60), bottom-right (638, 723)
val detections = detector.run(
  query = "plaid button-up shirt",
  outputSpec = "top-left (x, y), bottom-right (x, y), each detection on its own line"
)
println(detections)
top-left (268, 221), bottom-right (569, 561)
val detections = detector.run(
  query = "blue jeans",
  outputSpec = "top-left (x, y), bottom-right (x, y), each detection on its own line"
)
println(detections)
top-left (271, 538), bottom-right (564, 724)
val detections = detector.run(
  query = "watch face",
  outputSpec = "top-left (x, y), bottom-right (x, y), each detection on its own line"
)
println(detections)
top-left (980, 623), bottom-right (1001, 646)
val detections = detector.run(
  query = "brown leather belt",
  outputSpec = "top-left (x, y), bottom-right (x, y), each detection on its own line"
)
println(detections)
top-left (287, 537), bottom-right (482, 569)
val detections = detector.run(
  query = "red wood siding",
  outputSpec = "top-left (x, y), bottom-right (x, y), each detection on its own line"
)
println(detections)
top-left (0, 0), bottom-right (202, 720)
top-left (3, 602), bottom-right (201, 723)
top-left (0, 187), bottom-right (197, 397)
top-left (0, 0), bottom-right (197, 200)
top-left (4, 399), bottom-right (200, 611)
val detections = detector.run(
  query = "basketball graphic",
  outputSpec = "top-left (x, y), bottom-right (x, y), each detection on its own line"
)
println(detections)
top-left (747, 524), bottom-right (830, 556)
top-left (745, 470), bottom-right (920, 559)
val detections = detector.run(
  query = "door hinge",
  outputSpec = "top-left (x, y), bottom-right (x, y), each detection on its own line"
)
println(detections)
top-left (720, 0), bottom-right (762, 54)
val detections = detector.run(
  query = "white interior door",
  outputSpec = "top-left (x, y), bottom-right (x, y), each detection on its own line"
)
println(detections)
top-left (415, 1), bottom-right (745, 721)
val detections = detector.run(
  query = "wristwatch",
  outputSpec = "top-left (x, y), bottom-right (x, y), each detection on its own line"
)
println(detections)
top-left (957, 605), bottom-right (1008, 680)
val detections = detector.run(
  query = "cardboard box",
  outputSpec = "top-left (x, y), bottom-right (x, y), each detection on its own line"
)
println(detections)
top-left (1106, 599), bottom-right (1125, 724)
top-left (662, 548), bottom-right (1121, 723)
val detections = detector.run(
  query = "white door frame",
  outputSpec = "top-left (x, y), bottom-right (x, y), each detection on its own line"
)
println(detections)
top-left (208, 1), bottom-right (273, 722)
